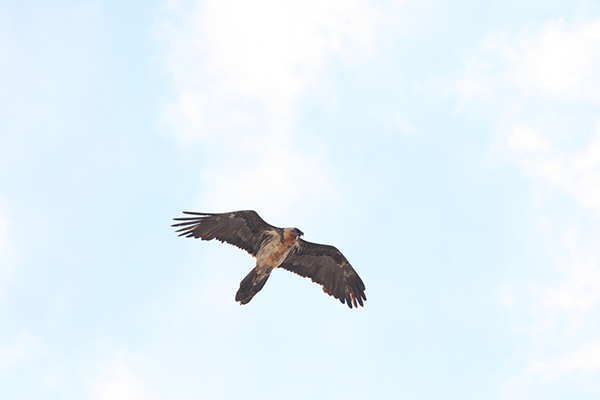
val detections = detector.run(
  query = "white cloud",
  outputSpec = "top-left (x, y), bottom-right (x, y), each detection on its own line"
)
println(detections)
top-left (509, 20), bottom-right (600, 100)
top-left (0, 10), bottom-right (15, 78)
top-left (459, 17), bottom-right (600, 215)
top-left (508, 123), bottom-right (600, 216)
top-left (458, 16), bottom-right (600, 399)
top-left (200, 140), bottom-right (338, 218)
top-left (507, 125), bottom-right (549, 153)
top-left (92, 353), bottom-right (151, 400)
top-left (493, 20), bottom-right (600, 217)
top-left (203, 0), bottom-right (373, 110)
top-left (498, 224), bottom-right (600, 399)
top-left (158, 0), bottom-right (375, 213)
top-left (535, 230), bottom-right (600, 332)
top-left (0, 331), bottom-right (42, 371)
top-left (159, 0), bottom-right (375, 141)
top-left (503, 333), bottom-right (600, 399)
top-left (465, 19), bottom-right (600, 101)
top-left (0, 211), bottom-right (7, 262)
top-left (0, 207), bottom-right (14, 299)
top-left (529, 337), bottom-right (600, 378)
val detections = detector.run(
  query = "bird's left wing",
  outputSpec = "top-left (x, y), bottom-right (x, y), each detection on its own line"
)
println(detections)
top-left (171, 210), bottom-right (278, 256)
top-left (279, 239), bottom-right (366, 308)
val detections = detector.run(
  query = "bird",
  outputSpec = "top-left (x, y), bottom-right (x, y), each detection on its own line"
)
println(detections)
top-left (171, 210), bottom-right (366, 308)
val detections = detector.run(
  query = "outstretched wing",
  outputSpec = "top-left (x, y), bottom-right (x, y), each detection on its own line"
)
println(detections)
top-left (171, 210), bottom-right (279, 256)
top-left (279, 239), bottom-right (366, 308)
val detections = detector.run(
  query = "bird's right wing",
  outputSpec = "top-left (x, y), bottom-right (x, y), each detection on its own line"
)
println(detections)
top-left (171, 210), bottom-right (278, 256)
top-left (279, 239), bottom-right (366, 308)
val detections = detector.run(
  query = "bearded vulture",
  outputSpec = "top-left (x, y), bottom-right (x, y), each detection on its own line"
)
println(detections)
top-left (171, 210), bottom-right (366, 308)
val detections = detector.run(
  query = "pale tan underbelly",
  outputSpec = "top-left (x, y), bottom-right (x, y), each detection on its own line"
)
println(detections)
top-left (256, 237), bottom-right (294, 269)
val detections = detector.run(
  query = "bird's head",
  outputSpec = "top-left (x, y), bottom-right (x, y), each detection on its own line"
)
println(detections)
top-left (291, 228), bottom-right (304, 237)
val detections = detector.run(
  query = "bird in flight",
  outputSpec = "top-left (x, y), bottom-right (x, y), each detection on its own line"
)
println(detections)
top-left (171, 210), bottom-right (366, 308)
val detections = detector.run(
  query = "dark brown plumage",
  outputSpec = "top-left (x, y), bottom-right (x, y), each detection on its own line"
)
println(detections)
top-left (172, 210), bottom-right (366, 308)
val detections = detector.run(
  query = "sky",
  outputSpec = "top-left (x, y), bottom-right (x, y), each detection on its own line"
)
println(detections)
top-left (1, 0), bottom-right (600, 399)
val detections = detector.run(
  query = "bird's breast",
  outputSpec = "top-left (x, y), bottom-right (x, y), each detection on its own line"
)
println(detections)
top-left (256, 235), bottom-right (295, 268)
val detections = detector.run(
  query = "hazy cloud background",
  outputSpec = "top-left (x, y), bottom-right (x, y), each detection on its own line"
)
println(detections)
top-left (1, 0), bottom-right (600, 399)
top-left (458, 14), bottom-right (600, 398)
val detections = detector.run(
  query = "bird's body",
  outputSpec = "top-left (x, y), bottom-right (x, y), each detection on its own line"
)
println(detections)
top-left (171, 210), bottom-right (366, 308)
top-left (256, 228), bottom-right (299, 268)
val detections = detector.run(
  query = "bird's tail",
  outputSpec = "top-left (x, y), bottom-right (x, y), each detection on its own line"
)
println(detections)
top-left (235, 266), bottom-right (272, 305)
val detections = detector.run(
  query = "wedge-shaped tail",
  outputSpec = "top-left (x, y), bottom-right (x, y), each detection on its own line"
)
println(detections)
top-left (235, 266), bottom-right (272, 305)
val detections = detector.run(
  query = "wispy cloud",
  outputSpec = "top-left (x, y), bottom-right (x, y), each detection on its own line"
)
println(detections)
top-left (0, 207), bottom-right (14, 300)
top-left (458, 16), bottom-right (600, 398)
top-left (160, 0), bottom-right (374, 139)
top-left (92, 352), bottom-right (151, 400)
top-left (458, 18), bottom-right (600, 214)
top-left (500, 19), bottom-right (600, 100)
top-left (459, 19), bottom-right (600, 101)
top-left (528, 336), bottom-right (600, 378)
top-left (0, 331), bottom-right (42, 371)
top-left (158, 0), bottom-right (375, 214)
top-left (507, 123), bottom-right (600, 216)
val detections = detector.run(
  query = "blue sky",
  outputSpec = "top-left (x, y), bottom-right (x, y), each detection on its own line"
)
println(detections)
top-left (2, 0), bottom-right (600, 399)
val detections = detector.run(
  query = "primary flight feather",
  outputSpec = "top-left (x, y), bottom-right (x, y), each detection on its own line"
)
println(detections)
top-left (171, 210), bottom-right (366, 308)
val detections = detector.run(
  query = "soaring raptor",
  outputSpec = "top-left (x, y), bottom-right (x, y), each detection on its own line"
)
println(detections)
top-left (171, 210), bottom-right (366, 308)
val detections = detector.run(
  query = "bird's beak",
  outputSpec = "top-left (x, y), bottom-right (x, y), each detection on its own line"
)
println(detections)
top-left (294, 228), bottom-right (304, 237)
